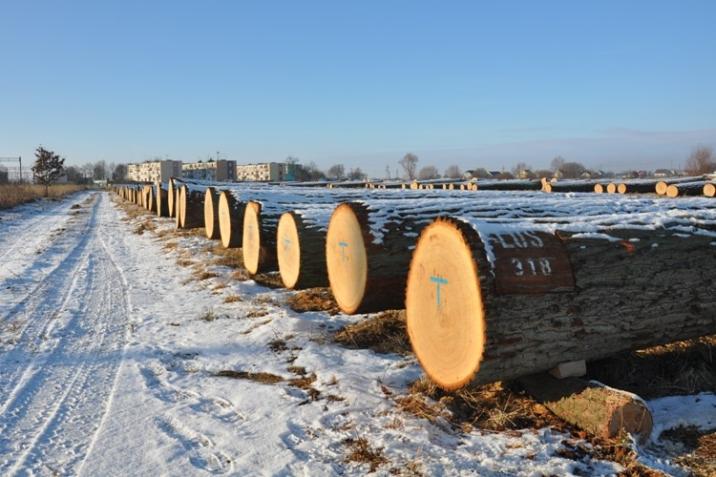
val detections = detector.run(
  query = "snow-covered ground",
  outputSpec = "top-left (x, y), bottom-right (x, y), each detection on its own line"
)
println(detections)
top-left (0, 191), bottom-right (713, 476)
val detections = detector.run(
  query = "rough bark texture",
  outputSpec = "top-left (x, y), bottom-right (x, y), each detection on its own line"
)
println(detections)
top-left (519, 374), bottom-right (653, 442)
top-left (447, 220), bottom-right (716, 385)
top-left (285, 212), bottom-right (329, 289)
top-left (616, 180), bottom-right (660, 194)
top-left (181, 186), bottom-right (205, 229)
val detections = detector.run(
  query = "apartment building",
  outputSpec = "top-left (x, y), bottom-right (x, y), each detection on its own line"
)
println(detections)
top-left (235, 162), bottom-right (298, 182)
top-left (182, 160), bottom-right (236, 181)
top-left (127, 160), bottom-right (182, 183)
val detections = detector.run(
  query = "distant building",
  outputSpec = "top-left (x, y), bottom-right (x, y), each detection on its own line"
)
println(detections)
top-left (182, 160), bottom-right (236, 181)
top-left (127, 160), bottom-right (182, 183)
top-left (235, 162), bottom-right (297, 182)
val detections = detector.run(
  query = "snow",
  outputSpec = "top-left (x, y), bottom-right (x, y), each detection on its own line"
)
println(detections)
top-left (0, 191), bottom-right (712, 475)
top-left (649, 393), bottom-right (716, 440)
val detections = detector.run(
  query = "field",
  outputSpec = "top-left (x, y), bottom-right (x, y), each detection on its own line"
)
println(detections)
top-left (0, 183), bottom-right (88, 209)
top-left (0, 184), bottom-right (714, 476)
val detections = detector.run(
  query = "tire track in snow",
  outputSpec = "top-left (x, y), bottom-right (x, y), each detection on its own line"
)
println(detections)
top-left (0, 194), bottom-right (130, 476)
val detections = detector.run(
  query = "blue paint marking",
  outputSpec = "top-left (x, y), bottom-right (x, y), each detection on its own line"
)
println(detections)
top-left (282, 236), bottom-right (291, 250)
top-left (430, 275), bottom-right (448, 306)
top-left (338, 241), bottom-right (349, 260)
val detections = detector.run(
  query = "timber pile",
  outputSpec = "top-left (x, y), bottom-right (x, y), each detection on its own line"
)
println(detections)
top-left (665, 180), bottom-right (708, 198)
top-left (655, 176), bottom-right (705, 195)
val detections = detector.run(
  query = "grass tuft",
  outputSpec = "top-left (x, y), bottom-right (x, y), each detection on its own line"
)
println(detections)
top-left (334, 310), bottom-right (410, 355)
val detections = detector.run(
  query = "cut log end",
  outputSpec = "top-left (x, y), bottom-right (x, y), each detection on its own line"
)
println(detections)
top-left (178, 185), bottom-right (187, 228)
top-left (665, 185), bottom-right (679, 198)
top-left (617, 183), bottom-right (627, 194)
top-left (405, 218), bottom-right (486, 391)
top-left (204, 187), bottom-right (218, 239)
top-left (593, 184), bottom-right (604, 193)
top-left (704, 183), bottom-right (715, 197)
top-left (543, 183), bottom-right (552, 193)
top-left (277, 212), bottom-right (301, 288)
top-left (325, 203), bottom-right (369, 314)
top-left (242, 201), bottom-right (262, 275)
top-left (167, 179), bottom-right (176, 217)
top-left (606, 183), bottom-right (617, 194)
top-left (655, 181), bottom-right (668, 195)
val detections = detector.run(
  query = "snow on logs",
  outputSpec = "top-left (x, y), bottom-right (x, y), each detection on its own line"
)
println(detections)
top-left (405, 217), bottom-right (716, 391)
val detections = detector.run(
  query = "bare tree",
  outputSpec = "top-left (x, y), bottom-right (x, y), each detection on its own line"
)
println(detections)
top-left (93, 160), bottom-right (107, 181)
top-left (327, 164), bottom-right (346, 180)
top-left (469, 168), bottom-right (491, 179)
top-left (347, 167), bottom-right (367, 180)
top-left (534, 169), bottom-right (553, 180)
top-left (32, 146), bottom-right (65, 196)
top-left (399, 153), bottom-right (419, 180)
top-left (444, 165), bottom-right (462, 179)
top-left (112, 164), bottom-right (128, 182)
top-left (511, 162), bottom-right (533, 178)
top-left (560, 162), bottom-right (587, 179)
top-left (550, 156), bottom-right (566, 172)
top-left (418, 165), bottom-right (439, 180)
top-left (295, 161), bottom-right (325, 181)
top-left (684, 146), bottom-right (715, 175)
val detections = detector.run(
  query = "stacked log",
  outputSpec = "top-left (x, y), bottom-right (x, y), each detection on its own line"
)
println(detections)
top-left (204, 187), bottom-right (221, 239)
top-left (655, 176), bottom-right (704, 195)
top-left (217, 191), bottom-right (246, 248)
top-left (178, 184), bottom-right (204, 229)
top-left (405, 217), bottom-right (716, 390)
top-left (154, 181), bottom-right (169, 217)
top-left (665, 180), bottom-right (708, 198)
top-left (474, 179), bottom-right (542, 191)
top-left (242, 201), bottom-right (278, 274)
top-left (615, 179), bottom-right (661, 194)
top-left (542, 180), bottom-right (598, 193)
top-left (705, 182), bottom-right (716, 197)
top-left (276, 211), bottom-right (329, 288)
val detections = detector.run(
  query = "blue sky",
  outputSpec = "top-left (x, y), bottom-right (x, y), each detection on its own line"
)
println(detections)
top-left (1, 1), bottom-right (715, 176)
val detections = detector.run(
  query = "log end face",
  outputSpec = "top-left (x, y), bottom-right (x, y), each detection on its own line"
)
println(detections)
top-left (178, 185), bottom-right (188, 228)
top-left (204, 187), bottom-right (216, 239)
top-left (217, 192), bottom-right (235, 248)
top-left (277, 212), bottom-right (301, 289)
top-left (406, 218), bottom-right (486, 391)
top-left (543, 183), bottom-right (552, 193)
top-left (665, 185), bottom-right (679, 198)
top-left (617, 183), bottom-right (627, 194)
top-left (655, 181), bottom-right (668, 195)
top-left (325, 203), bottom-right (369, 314)
top-left (607, 398), bottom-right (654, 444)
top-left (242, 201), bottom-right (262, 275)
top-left (704, 183), bottom-right (715, 197)
top-left (606, 183), bottom-right (617, 194)
top-left (594, 184), bottom-right (604, 193)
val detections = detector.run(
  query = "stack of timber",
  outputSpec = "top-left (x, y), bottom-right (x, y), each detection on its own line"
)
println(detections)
top-left (325, 191), bottom-right (716, 314)
top-left (655, 176), bottom-right (705, 195)
top-left (474, 179), bottom-right (542, 191)
top-left (541, 179), bottom-right (599, 193)
top-left (665, 180), bottom-right (709, 198)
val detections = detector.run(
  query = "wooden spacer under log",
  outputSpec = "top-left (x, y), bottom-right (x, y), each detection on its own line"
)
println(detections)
top-left (242, 201), bottom-right (277, 275)
top-left (204, 187), bottom-right (221, 240)
top-left (405, 217), bottom-right (716, 391)
top-left (276, 211), bottom-right (328, 289)
top-left (217, 191), bottom-right (246, 248)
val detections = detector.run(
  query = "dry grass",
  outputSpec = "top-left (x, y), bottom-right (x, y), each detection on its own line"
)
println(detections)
top-left (344, 437), bottom-right (388, 472)
top-left (210, 246), bottom-right (244, 268)
top-left (253, 272), bottom-right (284, 289)
top-left (663, 427), bottom-right (716, 477)
top-left (587, 335), bottom-right (716, 399)
top-left (0, 184), bottom-right (88, 209)
top-left (334, 310), bottom-right (411, 355)
top-left (288, 288), bottom-right (341, 315)
top-left (193, 270), bottom-right (218, 281)
top-left (223, 295), bottom-right (242, 303)
top-left (214, 370), bottom-right (283, 384)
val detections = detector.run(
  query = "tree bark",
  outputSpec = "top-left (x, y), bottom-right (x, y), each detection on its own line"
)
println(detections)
top-left (405, 217), bottom-right (716, 390)
top-left (518, 374), bottom-right (653, 443)
top-left (543, 181), bottom-right (598, 193)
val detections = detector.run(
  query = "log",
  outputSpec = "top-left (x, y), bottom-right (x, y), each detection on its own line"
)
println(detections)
top-left (204, 187), bottom-right (221, 239)
top-left (655, 176), bottom-right (704, 195)
top-left (242, 201), bottom-right (277, 274)
top-left (146, 186), bottom-right (155, 212)
top-left (276, 211), bottom-right (328, 289)
top-left (178, 184), bottom-right (204, 229)
top-left (217, 191), bottom-right (246, 248)
top-left (519, 374), bottom-right (653, 443)
top-left (606, 183), bottom-right (617, 194)
top-left (543, 180), bottom-right (598, 193)
top-left (155, 182), bottom-right (168, 217)
top-left (175, 188), bottom-right (181, 228)
top-left (593, 184), bottom-right (606, 193)
top-left (705, 182), bottom-right (716, 197)
top-left (474, 179), bottom-right (542, 191)
top-left (616, 179), bottom-right (661, 194)
top-left (405, 217), bottom-right (716, 390)
top-left (325, 202), bottom-right (416, 314)
top-left (666, 180), bottom-right (708, 198)
top-left (167, 178), bottom-right (177, 217)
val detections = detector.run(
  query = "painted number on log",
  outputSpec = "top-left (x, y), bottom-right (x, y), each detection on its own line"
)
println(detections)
top-left (338, 241), bottom-right (349, 261)
top-left (490, 231), bottom-right (574, 294)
